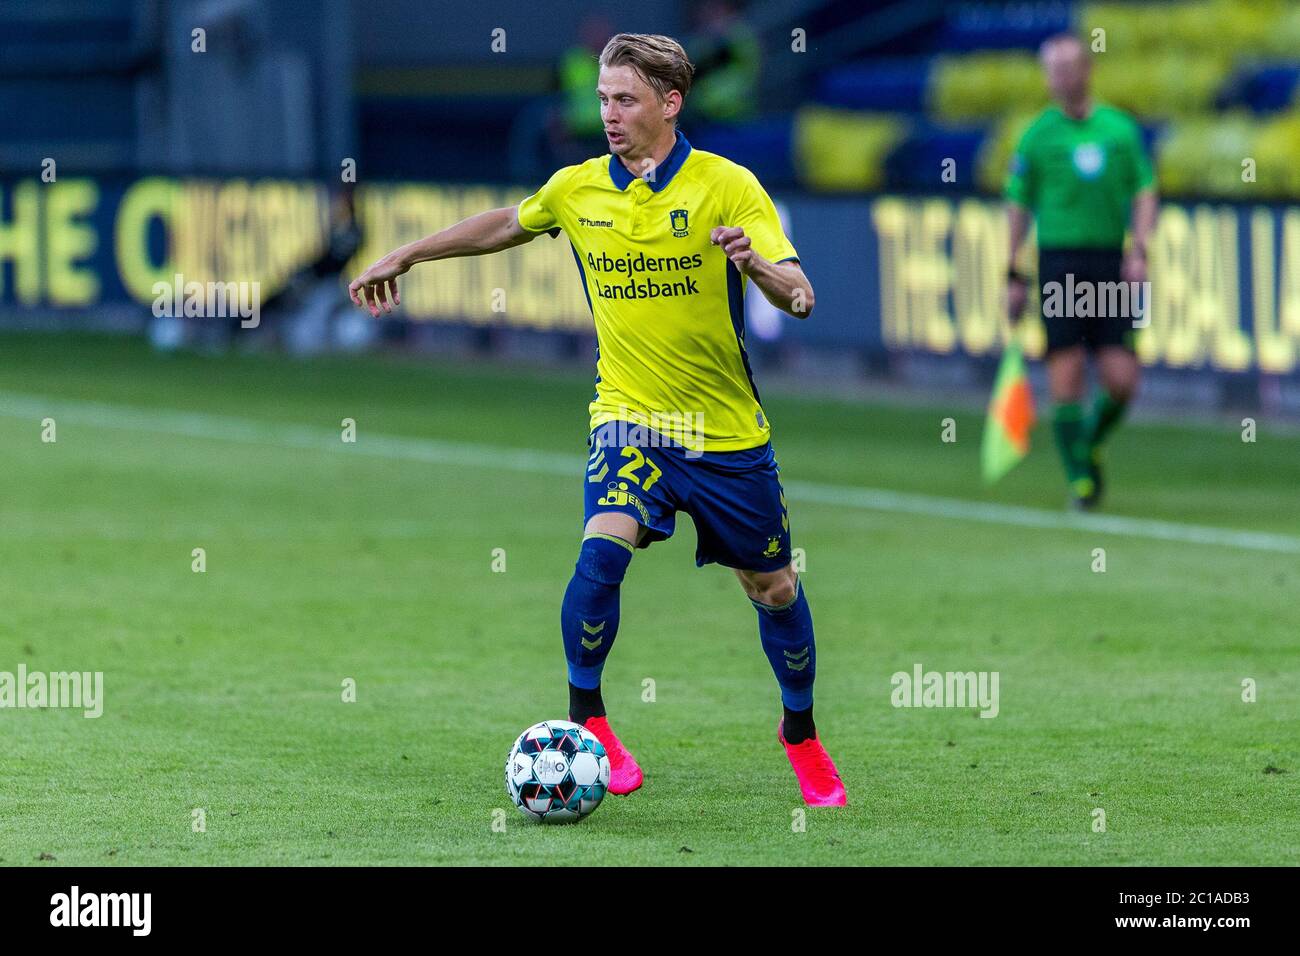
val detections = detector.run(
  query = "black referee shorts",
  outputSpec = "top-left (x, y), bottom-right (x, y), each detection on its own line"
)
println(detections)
top-left (1037, 247), bottom-right (1138, 356)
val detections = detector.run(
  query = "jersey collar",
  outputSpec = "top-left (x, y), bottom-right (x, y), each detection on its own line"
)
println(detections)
top-left (608, 129), bottom-right (692, 193)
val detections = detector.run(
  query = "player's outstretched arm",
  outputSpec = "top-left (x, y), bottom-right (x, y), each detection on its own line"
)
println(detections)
top-left (348, 205), bottom-right (537, 316)
top-left (710, 225), bottom-right (815, 319)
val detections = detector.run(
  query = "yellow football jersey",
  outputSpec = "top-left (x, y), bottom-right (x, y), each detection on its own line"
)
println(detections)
top-left (517, 130), bottom-right (798, 452)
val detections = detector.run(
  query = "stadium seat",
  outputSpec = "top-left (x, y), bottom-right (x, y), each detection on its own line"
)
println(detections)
top-left (690, 117), bottom-right (797, 188)
top-left (793, 107), bottom-right (909, 192)
top-left (886, 122), bottom-right (984, 190)
top-left (816, 59), bottom-right (931, 112)
top-left (935, 1), bottom-right (1072, 51)
top-left (928, 53), bottom-right (1047, 120)
top-left (1218, 65), bottom-right (1300, 113)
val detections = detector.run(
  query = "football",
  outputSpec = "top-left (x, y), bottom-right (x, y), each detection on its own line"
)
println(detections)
top-left (505, 720), bottom-right (612, 823)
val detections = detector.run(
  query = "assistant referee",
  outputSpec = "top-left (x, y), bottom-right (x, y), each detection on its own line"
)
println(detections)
top-left (1005, 33), bottom-right (1158, 510)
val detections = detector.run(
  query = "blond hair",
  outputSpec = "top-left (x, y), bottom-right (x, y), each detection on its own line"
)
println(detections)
top-left (599, 33), bottom-right (695, 103)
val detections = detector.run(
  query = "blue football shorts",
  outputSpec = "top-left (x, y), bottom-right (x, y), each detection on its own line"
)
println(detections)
top-left (581, 422), bottom-right (792, 572)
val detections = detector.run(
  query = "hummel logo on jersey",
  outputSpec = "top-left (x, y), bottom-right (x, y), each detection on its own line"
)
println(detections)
top-left (578, 216), bottom-right (614, 228)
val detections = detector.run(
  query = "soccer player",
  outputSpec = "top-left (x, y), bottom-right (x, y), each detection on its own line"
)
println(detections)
top-left (1005, 33), bottom-right (1158, 510)
top-left (348, 34), bottom-right (845, 806)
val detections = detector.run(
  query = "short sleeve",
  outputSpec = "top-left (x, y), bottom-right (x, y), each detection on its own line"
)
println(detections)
top-left (517, 166), bottom-right (573, 237)
top-left (726, 166), bottom-right (798, 263)
top-left (1004, 128), bottom-right (1036, 206)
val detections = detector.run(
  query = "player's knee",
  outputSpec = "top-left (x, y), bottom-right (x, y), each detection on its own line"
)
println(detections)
top-left (760, 580), bottom-right (798, 608)
top-left (1098, 349), bottom-right (1140, 403)
top-left (1046, 348), bottom-right (1087, 400)
top-left (744, 567), bottom-right (798, 608)
top-left (575, 533), bottom-right (634, 587)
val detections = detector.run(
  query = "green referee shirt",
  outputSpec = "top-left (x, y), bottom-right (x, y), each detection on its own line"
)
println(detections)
top-left (1004, 103), bottom-right (1154, 250)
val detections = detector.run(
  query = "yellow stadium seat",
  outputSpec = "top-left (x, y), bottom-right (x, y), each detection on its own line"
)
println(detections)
top-left (929, 54), bottom-right (1047, 121)
top-left (793, 107), bottom-right (908, 191)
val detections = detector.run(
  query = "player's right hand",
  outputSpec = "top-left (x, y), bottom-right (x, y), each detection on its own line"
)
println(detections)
top-left (1006, 275), bottom-right (1029, 324)
top-left (349, 253), bottom-right (408, 317)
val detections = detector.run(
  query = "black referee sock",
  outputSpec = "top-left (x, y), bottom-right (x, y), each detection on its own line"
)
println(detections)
top-left (782, 703), bottom-right (816, 744)
top-left (568, 682), bottom-right (605, 725)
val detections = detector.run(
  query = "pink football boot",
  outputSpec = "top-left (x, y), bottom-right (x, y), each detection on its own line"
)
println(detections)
top-left (577, 715), bottom-right (643, 795)
top-left (779, 720), bottom-right (847, 807)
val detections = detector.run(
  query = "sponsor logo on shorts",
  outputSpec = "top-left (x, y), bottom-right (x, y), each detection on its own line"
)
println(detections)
top-left (596, 481), bottom-right (651, 524)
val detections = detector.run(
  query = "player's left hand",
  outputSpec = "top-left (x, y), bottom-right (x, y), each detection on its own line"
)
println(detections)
top-left (711, 225), bottom-right (758, 274)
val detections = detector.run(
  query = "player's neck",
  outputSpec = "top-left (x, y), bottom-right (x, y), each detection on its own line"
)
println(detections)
top-left (1060, 95), bottom-right (1092, 120)
top-left (616, 126), bottom-right (679, 178)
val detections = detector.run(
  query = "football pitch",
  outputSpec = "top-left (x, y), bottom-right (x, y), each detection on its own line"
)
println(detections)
top-left (1, 333), bottom-right (1296, 866)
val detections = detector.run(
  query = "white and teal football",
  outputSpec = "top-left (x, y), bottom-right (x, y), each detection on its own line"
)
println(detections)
top-left (505, 719), bottom-right (611, 823)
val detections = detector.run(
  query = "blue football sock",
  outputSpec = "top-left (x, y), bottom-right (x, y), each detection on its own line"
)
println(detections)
top-left (752, 578), bottom-right (816, 711)
top-left (561, 533), bottom-right (634, 689)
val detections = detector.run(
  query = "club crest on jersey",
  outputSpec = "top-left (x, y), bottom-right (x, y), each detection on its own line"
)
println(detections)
top-left (763, 536), bottom-right (782, 558)
top-left (670, 208), bottom-right (689, 237)
top-left (1072, 142), bottom-right (1105, 179)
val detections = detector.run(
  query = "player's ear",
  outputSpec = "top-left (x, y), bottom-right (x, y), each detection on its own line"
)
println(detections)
top-left (663, 89), bottom-right (682, 123)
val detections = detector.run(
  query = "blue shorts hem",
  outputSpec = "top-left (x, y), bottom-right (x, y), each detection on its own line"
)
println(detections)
top-left (695, 552), bottom-right (794, 572)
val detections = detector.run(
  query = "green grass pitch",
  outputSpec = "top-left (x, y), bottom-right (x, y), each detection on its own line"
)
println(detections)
top-left (0, 333), bottom-right (1295, 866)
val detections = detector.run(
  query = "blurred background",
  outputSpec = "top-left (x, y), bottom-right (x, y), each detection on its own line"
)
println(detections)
top-left (4, 0), bottom-right (1299, 872)
top-left (4, 0), bottom-right (1300, 416)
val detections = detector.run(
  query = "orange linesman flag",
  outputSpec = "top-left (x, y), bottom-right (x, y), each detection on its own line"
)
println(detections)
top-left (981, 340), bottom-right (1036, 484)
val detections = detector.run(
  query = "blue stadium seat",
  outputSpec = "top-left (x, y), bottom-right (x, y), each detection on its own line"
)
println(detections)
top-left (1218, 64), bottom-right (1300, 113)
top-left (0, 1), bottom-right (135, 73)
top-left (934, 2), bottom-right (1073, 52)
top-left (815, 60), bottom-right (930, 112)
top-left (886, 123), bottom-right (984, 189)
top-left (689, 116), bottom-right (797, 188)
top-left (0, 80), bottom-right (134, 139)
